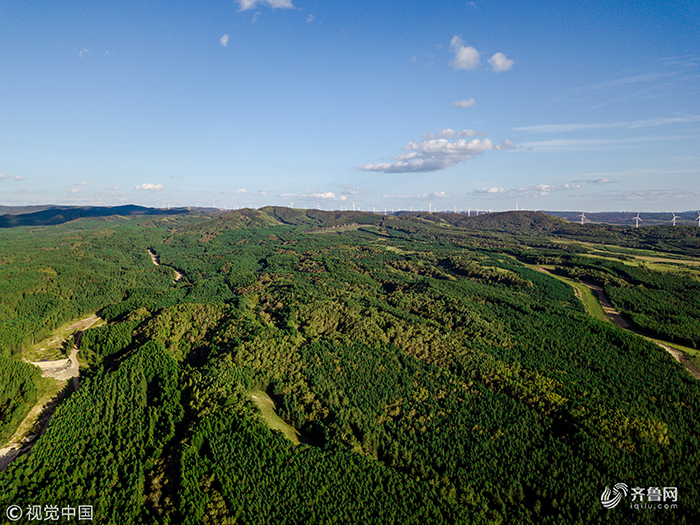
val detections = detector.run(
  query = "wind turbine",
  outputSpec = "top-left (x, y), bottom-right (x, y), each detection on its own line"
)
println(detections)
top-left (632, 213), bottom-right (642, 228)
top-left (696, 211), bottom-right (700, 227)
top-left (671, 212), bottom-right (679, 226)
top-left (578, 212), bottom-right (586, 225)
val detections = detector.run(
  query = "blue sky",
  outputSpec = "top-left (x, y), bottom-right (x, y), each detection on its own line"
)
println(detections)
top-left (1, 0), bottom-right (699, 212)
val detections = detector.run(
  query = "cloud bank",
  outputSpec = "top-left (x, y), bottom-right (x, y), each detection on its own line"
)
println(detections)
top-left (472, 183), bottom-right (581, 198)
top-left (359, 130), bottom-right (514, 173)
top-left (281, 191), bottom-right (347, 201)
top-left (515, 115), bottom-right (700, 133)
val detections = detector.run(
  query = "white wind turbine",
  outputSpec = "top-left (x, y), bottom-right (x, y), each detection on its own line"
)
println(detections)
top-left (578, 212), bottom-right (586, 225)
top-left (696, 211), bottom-right (700, 227)
top-left (632, 213), bottom-right (642, 228)
top-left (671, 212), bottom-right (680, 226)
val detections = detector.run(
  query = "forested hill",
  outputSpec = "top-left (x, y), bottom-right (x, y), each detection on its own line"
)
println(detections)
top-left (182, 207), bottom-right (700, 256)
top-left (1, 207), bottom-right (699, 524)
top-left (0, 204), bottom-right (191, 228)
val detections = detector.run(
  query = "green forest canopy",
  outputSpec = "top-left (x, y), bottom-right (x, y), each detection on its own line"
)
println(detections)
top-left (0, 208), bottom-right (699, 524)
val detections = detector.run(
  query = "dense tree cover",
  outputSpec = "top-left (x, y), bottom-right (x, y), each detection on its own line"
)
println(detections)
top-left (0, 216), bottom-right (201, 355)
top-left (0, 355), bottom-right (41, 441)
top-left (0, 341), bottom-right (182, 524)
top-left (1, 209), bottom-right (699, 524)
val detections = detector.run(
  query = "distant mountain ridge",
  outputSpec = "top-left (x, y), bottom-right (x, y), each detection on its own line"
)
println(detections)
top-left (1, 204), bottom-right (699, 230)
top-left (0, 205), bottom-right (190, 228)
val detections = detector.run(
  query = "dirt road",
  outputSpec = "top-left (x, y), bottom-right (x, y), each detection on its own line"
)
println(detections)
top-left (581, 281), bottom-right (630, 329)
top-left (148, 248), bottom-right (183, 282)
top-left (30, 346), bottom-right (80, 381)
top-left (579, 281), bottom-right (700, 380)
top-left (1, 315), bottom-right (94, 469)
top-left (1, 349), bottom-right (80, 470)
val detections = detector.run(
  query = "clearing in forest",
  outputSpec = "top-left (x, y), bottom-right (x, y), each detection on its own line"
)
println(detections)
top-left (23, 314), bottom-right (103, 362)
top-left (249, 391), bottom-right (301, 445)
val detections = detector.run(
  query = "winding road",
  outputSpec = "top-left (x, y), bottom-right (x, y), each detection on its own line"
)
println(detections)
top-left (148, 248), bottom-right (183, 282)
top-left (0, 315), bottom-right (97, 470)
top-left (579, 281), bottom-right (700, 380)
top-left (532, 264), bottom-right (700, 380)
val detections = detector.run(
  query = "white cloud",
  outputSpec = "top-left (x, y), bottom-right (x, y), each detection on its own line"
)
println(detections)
top-left (571, 72), bottom-right (677, 93)
top-left (236, 0), bottom-right (293, 11)
top-left (488, 52), bottom-right (514, 72)
top-left (281, 191), bottom-right (347, 201)
top-left (0, 174), bottom-right (7, 181)
top-left (341, 185), bottom-right (362, 195)
top-left (453, 98), bottom-right (476, 108)
top-left (73, 181), bottom-right (91, 186)
top-left (472, 183), bottom-right (580, 197)
top-left (135, 183), bottom-right (164, 191)
top-left (69, 189), bottom-right (84, 194)
top-left (572, 178), bottom-right (619, 185)
top-left (449, 36), bottom-right (480, 71)
top-left (106, 185), bottom-right (119, 190)
top-left (220, 34), bottom-right (230, 47)
top-left (79, 49), bottom-right (89, 58)
top-left (515, 115), bottom-right (700, 133)
top-left (591, 189), bottom-right (700, 202)
top-left (306, 14), bottom-right (314, 23)
top-left (220, 188), bottom-right (246, 194)
top-left (517, 134), bottom-right (700, 152)
top-left (14, 176), bottom-right (26, 181)
top-left (421, 128), bottom-right (479, 140)
top-left (417, 192), bottom-right (450, 199)
top-left (359, 136), bottom-right (514, 173)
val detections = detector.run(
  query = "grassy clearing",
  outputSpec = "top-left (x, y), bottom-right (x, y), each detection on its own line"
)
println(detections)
top-left (249, 391), bottom-right (300, 445)
top-left (546, 272), bottom-right (610, 323)
top-left (511, 257), bottom-right (610, 322)
top-left (23, 314), bottom-right (104, 361)
top-left (308, 224), bottom-right (362, 235)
